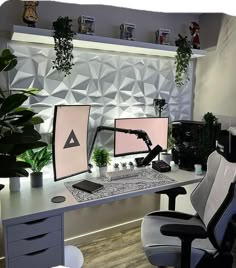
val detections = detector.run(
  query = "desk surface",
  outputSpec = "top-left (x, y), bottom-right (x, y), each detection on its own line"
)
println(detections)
top-left (0, 167), bottom-right (203, 225)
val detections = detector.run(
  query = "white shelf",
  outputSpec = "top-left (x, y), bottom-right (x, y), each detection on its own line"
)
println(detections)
top-left (11, 25), bottom-right (206, 59)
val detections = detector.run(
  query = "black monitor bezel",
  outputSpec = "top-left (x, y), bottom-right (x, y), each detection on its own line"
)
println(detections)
top-left (114, 116), bottom-right (169, 157)
top-left (52, 104), bottom-right (91, 182)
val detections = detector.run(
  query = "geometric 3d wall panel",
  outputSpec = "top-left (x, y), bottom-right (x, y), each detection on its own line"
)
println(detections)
top-left (8, 41), bottom-right (193, 152)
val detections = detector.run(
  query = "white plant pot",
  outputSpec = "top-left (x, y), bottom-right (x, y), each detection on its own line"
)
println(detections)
top-left (99, 166), bottom-right (107, 177)
top-left (9, 177), bottom-right (20, 192)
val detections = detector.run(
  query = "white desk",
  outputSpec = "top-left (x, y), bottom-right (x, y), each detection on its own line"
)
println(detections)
top-left (0, 168), bottom-right (203, 268)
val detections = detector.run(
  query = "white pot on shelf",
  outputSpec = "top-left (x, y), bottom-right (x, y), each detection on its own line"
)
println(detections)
top-left (99, 166), bottom-right (107, 177)
top-left (9, 177), bottom-right (20, 192)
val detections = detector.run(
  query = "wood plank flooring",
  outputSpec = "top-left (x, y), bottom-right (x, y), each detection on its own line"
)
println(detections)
top-left (79, 227), bottom-right (154, 268)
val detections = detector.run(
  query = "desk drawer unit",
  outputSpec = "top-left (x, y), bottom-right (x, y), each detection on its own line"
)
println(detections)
top-left (8, 245), bottom-right (63, 268)
top-left (4, 214), bottom-right (64, 268)
top-left (7, 215), bottom-right (62, 242)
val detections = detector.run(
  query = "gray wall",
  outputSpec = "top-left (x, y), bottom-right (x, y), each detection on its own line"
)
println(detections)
top-left (199, 13), bottom-right (223, 49)
top-left (194, 14), bottom-right (236, 120)
top-left (8, 41), bottom-right (194, 153)
top-left (0, 0), bottom-right (200, 44)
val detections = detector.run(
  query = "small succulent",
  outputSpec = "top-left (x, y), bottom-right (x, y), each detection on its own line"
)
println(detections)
top-left (121, 162), bottom-right (127, 168)
top-left (113, 163), bottom-right (119, 169)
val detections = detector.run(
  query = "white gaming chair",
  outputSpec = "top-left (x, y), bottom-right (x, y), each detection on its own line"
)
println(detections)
top-left (141, 129), bottom-right (236, 268)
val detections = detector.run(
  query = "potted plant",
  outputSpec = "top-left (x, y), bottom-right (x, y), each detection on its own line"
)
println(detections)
top-left (113, 163), bottom-right (120, 170)
top-left (161, 124), bottom-right (175, 164)
top-left (19, 146), bottom-right (52, 187)
top-left (92, 147), bottom-right (111, 177)
top-left (52, 16), bottom-right (75, 77)
top-left (121, 162), bottom-right (127, 169)
top-left (129, 161), bottom-right (134, 169)
top-left (0, 49), bottom-right (46, 191)
top-left (175, 34), bottom-right (193, 87)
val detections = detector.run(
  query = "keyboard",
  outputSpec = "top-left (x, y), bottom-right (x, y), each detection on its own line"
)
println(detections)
top-left (107, 168), bottom-right (145, 181)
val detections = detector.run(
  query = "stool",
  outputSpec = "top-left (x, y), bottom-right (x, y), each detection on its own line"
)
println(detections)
top-left (64, 245), bottom-right (84, 268)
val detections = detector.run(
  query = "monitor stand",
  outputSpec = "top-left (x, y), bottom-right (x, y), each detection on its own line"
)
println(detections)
top-left (51, 196), bottom-right (66, 203)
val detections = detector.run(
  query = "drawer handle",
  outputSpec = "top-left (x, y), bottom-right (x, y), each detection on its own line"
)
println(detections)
top-left (25, 218), bottom-right (47, 225)
top-left (24, 233), bottom-right (48, 241)
top-left (25, 248), bottom-right (49, 256)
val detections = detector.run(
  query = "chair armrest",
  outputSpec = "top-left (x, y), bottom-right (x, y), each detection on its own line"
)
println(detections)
top-left (160, 224), bottom-right (208, 241)
top-left (157, 187), bottom-right (187, 210)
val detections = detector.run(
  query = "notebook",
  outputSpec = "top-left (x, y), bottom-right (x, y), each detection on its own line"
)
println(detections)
top-left (72, 180), bottom-right (104, 194)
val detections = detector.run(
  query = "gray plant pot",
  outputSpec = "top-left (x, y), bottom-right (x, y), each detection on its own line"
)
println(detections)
top-left (30, 172), bottom-right (43, 188)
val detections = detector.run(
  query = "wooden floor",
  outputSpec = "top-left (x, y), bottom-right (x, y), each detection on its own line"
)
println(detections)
top-left (79, 227), bottom-right (154, 268)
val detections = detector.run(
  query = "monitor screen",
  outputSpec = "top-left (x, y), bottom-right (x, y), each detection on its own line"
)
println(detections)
top-left (52, 105), bottom-right (90, 181)
top-left (114, 117), bottom-right (169, 157)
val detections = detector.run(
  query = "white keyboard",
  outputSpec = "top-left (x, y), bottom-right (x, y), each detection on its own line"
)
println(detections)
top-left (107, 168), bottom-right (145, 181)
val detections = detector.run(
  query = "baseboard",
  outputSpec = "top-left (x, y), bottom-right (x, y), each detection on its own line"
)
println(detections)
top-left (64, 218), bottom-right (143, 246)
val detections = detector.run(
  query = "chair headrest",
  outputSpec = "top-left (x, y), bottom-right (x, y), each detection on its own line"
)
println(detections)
top-left (216, 128), bottom-right (236, 163)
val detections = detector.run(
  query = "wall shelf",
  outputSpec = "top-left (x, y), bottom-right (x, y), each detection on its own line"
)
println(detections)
top-left (11, 25), bottom-right (207, 59)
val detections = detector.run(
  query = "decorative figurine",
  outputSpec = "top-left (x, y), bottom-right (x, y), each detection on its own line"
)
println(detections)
top-left (189, 22), bottom-right (200, 49)
top-left (155, 29), bottom-right (170, 45)
top-left (78, 15), bottom-right (95, 35)
top-left (120, 23), bottom-right (135, 41)
top-left (22, 1), bottom-right (39, 27)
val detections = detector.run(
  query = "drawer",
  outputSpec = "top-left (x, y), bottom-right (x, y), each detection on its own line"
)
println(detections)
top-left (8, 230), bottom-right (62, 258)
top-left (7, 215), bottom-right (62, 242)
top-left (8, 245), bottom-right (63, 268)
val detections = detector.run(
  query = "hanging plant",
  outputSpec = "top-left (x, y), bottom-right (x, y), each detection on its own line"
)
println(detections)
top-left (52, 16), bottom-right (75, 76)
top-left (175, 34), bottom-right (193, 87)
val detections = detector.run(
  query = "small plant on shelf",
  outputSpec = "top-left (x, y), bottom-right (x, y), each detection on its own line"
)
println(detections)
top-left (52, 16), bottom-right (75, 77)
top-left (175, 34), bottom-right (193, 87)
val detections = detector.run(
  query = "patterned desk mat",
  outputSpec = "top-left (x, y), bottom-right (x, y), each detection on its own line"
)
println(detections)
top-left (64, 168), bottom-right (176, 202)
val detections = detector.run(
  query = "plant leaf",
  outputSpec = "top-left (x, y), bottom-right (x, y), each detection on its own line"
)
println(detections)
top-left (0, 94), bottom-right (28, 117)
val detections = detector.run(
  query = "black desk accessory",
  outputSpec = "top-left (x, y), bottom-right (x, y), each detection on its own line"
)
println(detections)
top-left (51, 196), bottom-right (66, 203)
top-left (152, 160), bottom-right (171, 172)
top-left (72, 180), bottom-right (104, 194)
top-left (135, 157), bottom-right (145, 167)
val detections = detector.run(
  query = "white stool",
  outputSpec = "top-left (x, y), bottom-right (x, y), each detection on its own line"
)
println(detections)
top-left (64, 245), bottom-right (84, 268)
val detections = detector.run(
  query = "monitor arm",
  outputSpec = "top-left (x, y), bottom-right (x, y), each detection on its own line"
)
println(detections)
top-left (88, 125), bottom-right (152, 169)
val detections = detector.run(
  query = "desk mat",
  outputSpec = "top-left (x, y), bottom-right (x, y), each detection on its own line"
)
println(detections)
top-left (64, 168), bottom-right (176, 202)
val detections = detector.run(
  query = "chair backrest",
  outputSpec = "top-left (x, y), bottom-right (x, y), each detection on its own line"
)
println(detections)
top-left (191, 150), bottom-right (236, 249)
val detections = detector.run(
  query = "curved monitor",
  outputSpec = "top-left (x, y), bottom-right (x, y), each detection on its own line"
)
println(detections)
top-left (52, 105), bottom-right (90, 181)
top-left (114, 117), bottom-right (169, 157)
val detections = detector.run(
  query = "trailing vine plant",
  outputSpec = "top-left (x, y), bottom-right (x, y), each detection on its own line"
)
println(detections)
top-left (175, 34), bottom-right (193, 87)
top-left (52, 16), bottom-right (75, 76)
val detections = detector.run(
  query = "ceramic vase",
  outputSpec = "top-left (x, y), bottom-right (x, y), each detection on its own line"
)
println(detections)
top-left (99, 166), bottom-right (107, 177)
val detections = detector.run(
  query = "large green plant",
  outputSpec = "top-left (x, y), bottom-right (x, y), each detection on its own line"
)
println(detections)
top-left (52, 16), bottom-right (75, 77)
top-left (92, 147), bottom-right (111, 167)
top-left (0, 49), bottom-right (46, 178)
top-left (19, 146), bottom-right (52, 173)
top-left (175, 34), bottom-right (193, 87)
